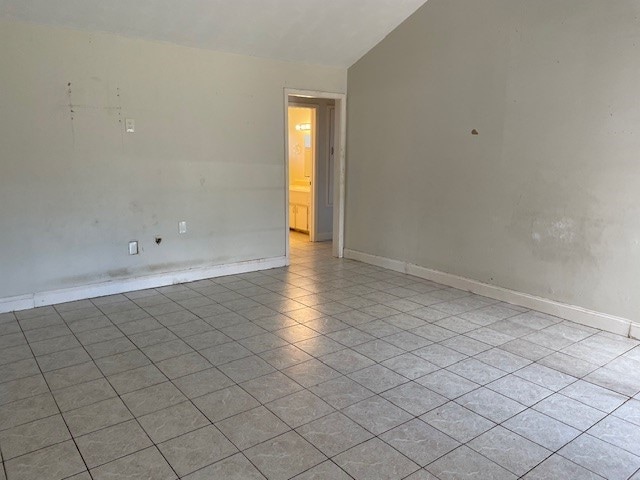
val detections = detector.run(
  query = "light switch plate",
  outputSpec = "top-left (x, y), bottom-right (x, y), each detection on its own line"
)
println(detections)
top-left (128, 241), bottom-right (138, 255)
top-left (125, 118), bottom-right (135, 133)
top-left (179, 221), bottom-right (187, 234)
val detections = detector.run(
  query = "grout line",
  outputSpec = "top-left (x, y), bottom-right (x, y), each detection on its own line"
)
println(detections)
top-left (66, 301), bottom-right (182, 479)
top-left (10, 305), bottom-right (95, 480)
top-left (1, 241), bottom-right (639, 479)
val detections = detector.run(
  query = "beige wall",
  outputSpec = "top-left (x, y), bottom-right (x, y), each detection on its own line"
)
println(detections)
top-left (346, 0), bottom-right (640, 323)
top-left (0, 20), bottom-right (345, 302)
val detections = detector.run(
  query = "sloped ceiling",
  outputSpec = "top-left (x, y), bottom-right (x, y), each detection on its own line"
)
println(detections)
top-left (0, 0), bottom-right (428, 67)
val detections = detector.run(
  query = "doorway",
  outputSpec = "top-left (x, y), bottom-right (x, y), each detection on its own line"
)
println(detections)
top-left (287, 104), bottom-right (316, 243)
top-left (284, 89), bottom-right (346, 262)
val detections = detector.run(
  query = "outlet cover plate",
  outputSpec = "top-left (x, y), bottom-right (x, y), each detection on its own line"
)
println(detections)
top-left (128, 241), bottom-right (138, 255)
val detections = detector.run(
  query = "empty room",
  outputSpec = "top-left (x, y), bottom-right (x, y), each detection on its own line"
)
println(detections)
top-left (1, 1), bottom-right (639, 479)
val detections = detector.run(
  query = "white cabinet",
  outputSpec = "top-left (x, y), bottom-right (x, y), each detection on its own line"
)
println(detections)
top-left (290, 203), bottom-right (309, 233)
top-left (289, 188), bottom-right (310, 233)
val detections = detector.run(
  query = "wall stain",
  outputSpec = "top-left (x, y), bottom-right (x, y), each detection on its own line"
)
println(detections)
top-left (508, 184), bottom-right (604, 272)
top-left (515, 211), bottom-right (603, 265)
top-left (106, 268), bottom-right (131, 278)
top-left (129, 201), bottom-right (143, 214)
top-left (57, 257), bottom-right (229, 286)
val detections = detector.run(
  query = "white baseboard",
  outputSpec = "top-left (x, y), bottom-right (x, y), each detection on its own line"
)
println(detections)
top-left (344, 248), bottom-right (635, 338)
top-left (0, 256), bottom-right (287, 314)
top-left (0, 294), bottom-right (34, 314)
top-left (630, 323), bottom-right (640, 341)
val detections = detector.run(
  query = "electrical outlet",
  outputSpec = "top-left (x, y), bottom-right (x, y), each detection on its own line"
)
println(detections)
top-left (179, 221), bottom-right (187, 234)
top-left (128, 241), bottom-right (139, 255)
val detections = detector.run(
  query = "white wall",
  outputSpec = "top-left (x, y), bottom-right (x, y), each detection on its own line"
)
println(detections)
top-left (346, 0), bottom-right (640, 327)
top-left (0, 20), bottom-right (345, 307)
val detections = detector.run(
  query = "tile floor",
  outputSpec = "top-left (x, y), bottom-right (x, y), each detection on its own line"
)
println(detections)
top-left (1, 232), bottom-right (640, 479)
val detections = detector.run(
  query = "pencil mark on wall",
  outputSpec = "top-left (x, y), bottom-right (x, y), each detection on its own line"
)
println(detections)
top-left (62, 104), bottom-right (122, 110)
top-left (67, 82), bottom-right (75, 145)
top-left (65, 81), bottom-right (124, 148)
top-left (117, 87), bottom-right (124, 152)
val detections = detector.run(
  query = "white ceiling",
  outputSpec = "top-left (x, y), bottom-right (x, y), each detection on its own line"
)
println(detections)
top-left (0, 0), bottom-right (428, 67)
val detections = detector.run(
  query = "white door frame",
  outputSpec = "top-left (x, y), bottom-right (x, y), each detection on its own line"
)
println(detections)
top-left (284, 88), bottom-right (347, 261)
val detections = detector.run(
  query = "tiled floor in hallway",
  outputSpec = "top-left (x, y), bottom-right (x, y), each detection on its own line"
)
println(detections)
top-left (1, 233), bottom-right (640, 479)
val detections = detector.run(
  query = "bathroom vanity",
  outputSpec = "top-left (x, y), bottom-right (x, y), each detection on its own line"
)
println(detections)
top-left (289, 185), bottom-right (310, 233)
